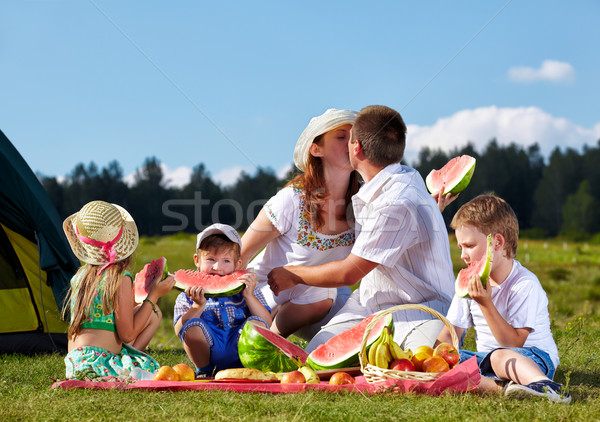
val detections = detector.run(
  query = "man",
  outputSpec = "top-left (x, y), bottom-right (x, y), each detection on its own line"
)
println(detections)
top-left (268, 105), bottom-right (455, 352)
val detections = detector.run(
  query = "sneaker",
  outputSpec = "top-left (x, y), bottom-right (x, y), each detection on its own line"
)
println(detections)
top-left (505, 380), bottom-right (571, 403)
top-left (195, 368), bottom-right (213, 379)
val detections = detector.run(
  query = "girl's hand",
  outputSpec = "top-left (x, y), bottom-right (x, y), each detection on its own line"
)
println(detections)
top-left (150, 275), bottom-right (176, 298)
top-left (467, 274), bottom-right (492, 305)
top-left (186, 286), bottom-right (207, 308)
top-left (239, 272), bottom-right (257, 299)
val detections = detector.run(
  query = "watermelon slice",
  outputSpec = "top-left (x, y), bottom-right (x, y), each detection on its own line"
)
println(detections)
top-left (426, 155), bottom-right (476, 196)
top-left (173, 269), bottom-right (248, 298)
top-left (238, 321), bottom-right (308, 373)
top-left (306, 312), bottom-right (394, 370)
top-left (133, 257), bottom-right (168, 303)
top-left (455, 234), bottom-right (494, 298)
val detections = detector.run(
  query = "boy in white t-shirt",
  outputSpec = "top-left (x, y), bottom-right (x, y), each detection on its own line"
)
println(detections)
top-left (436, 194), bottom-right (570, 403)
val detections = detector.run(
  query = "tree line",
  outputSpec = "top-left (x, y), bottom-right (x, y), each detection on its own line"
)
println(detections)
top-left (40, 138), bottom-right (600, 239)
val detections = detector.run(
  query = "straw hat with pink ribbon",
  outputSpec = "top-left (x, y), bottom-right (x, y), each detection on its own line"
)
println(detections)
top-left (63, 200), bottom-right (139, 275)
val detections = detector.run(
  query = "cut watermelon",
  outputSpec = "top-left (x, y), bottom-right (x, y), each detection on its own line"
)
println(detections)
top-left (133, 257), bottom-right (168, 303)
top-left (173, 269), bottom-right (248, 298)
top-left (238, 321), bottom-right (308, 373)
top-left (426, 155), bottom-right (476, 196)
top-left (306, 312), bottom-right (394, 370)
top-left (455, 234), bottom-right (493, 298)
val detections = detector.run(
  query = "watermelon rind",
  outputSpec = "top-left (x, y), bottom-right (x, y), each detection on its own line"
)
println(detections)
top-left (426, 155), bottom-right (476, 196)
top-left (173, 270), bottom-right (247, 298)
top-left (306, 313), bottom-right (394, 370)
top-left (455, 234), bottom-right (493, 298)
top-left (238, 321), bottom-right (308, 373)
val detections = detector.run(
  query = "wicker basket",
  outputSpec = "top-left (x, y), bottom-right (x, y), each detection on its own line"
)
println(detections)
top-left (358, 304), bottom-right (459, 383)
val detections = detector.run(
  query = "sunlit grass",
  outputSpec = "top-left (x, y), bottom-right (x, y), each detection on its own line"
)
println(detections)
top-left (2, 235), bottom-right (599, 420)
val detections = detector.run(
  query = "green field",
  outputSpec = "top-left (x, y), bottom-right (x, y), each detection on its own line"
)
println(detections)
top-left (1, 235), bottom-right (599, 421)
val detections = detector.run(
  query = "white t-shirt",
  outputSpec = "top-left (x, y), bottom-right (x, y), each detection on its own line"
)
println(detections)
top-left (350, 163), bottom-right (455, 340)
top-left (250, 185), bottom-right (355, 308)
top-left (446, 260), bottom-right (559, 367)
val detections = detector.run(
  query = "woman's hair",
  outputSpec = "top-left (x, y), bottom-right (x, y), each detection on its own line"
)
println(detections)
top-left (64, 256), bottom-right (132, 340)
top-left (198, 234), bottom-right (241, 263)
top-left (286, 134), bottom-right (360, 230)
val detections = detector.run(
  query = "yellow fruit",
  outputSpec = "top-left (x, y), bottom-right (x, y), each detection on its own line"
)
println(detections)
top-left (413, 345), bottom-right (434, 357)
top-left (173, 363), bottom-right (195, 381)
top-left (152, 366), bottom-right (179, 381)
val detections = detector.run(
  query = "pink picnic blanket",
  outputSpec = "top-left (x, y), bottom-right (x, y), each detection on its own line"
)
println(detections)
top-left (52, 357), bottom-right (480, 395)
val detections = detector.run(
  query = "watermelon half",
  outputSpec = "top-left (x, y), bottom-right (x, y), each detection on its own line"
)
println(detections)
top-left (455, 234), bottom-right (494, 298)
top-left (238, 321), bottom-right (308, 373)
top-left (133, 257), bottom-right (168, 303)
top-left (173, 269), bottom-right (248, 298)
top-left (426, 155), bottom-right (476, 196)
top-left (306, 312), bottom-right (394, 370)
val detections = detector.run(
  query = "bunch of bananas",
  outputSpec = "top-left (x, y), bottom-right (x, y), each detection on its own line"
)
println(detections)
top-left (367, 326), bottom-right (413, 369)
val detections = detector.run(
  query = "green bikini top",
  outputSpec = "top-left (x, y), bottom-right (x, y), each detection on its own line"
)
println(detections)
top-left (71, 270), bottom-right (133, 332)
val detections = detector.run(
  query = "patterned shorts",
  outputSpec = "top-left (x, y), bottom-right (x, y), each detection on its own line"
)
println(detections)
top-left (64, 343), bottom-right (160, 378)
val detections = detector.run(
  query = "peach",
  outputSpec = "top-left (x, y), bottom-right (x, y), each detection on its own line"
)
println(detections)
top-left (329, 372), bottom-right (355, 385)
top-left (422, 355), bottom-right (450, 373)
top-left (173, 363), bottom-right (195, 381)
top-left (152, 366), bottom-right (179, 381)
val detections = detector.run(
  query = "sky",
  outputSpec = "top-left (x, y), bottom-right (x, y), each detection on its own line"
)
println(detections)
top-left (1, 1), bottom-right (599, 188)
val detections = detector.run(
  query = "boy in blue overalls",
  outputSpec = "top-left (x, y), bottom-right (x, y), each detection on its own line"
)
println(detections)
top-left (174, 224), bottom-right (272, 377)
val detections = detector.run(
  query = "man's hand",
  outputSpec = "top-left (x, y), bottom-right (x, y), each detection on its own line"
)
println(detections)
top-left (267, 266), bottom-right (303, 296)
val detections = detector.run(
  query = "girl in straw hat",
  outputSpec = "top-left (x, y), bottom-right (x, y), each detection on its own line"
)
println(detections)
top-left (62, 200), bottom-right (175, 378)
top-left (240, 109), bottom-right (360, 339)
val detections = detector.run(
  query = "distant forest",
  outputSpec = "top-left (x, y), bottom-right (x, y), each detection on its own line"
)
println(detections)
top-left (40, 138), bottom-right (600, 240)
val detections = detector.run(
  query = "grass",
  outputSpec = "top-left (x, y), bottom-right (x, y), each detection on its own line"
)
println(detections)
top-left (1, 235), bottom-right (600, 421)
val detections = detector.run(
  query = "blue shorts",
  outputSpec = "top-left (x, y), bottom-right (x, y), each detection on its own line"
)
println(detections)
top-left (459, 346), bottom-right (556, 381)
top-left (178, 316), bottom-right (267, 372)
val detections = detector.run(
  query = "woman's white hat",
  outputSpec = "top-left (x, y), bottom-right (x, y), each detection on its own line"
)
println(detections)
top-left (63, 200), bottom-right (139, 273)
top-left (293, 108), bottom-right (358, 172)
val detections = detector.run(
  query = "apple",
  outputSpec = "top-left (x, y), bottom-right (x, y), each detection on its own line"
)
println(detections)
top-left (390, 358), bottom-right (416, 372)
top-left (281, 370), bottom-right (306, 383)
top-left (152, 366), bottom-right (179, 381)
top-left (422, 355), bottom-right (450, 373)
top-left (433, 343), bottom-right (460, 368)
top-left (329, 372), bottom-right (355, 385)
top-left (172, 363), bottom-right (195, 381)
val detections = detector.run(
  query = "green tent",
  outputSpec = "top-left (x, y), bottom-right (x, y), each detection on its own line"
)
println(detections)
top-left (0, 129), bottom-right (79, 353)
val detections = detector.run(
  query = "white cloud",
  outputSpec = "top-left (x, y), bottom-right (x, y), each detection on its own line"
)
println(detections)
top-left (508, 60), bottom-right (575, 83)
top-left (277, 162), bottom-right (294, 180)
top-left (405, 106), bottom-right (600, 164)
top-left (161, 164), bottom-right (193, 188)
top-left (213, 165), bottom-right (251, 187)
top-left (123, 163), bottom-right (192, 188)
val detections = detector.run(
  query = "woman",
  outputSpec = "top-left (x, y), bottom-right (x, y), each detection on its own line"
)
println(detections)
top-left (240, 109), bottom-right (359, 340)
